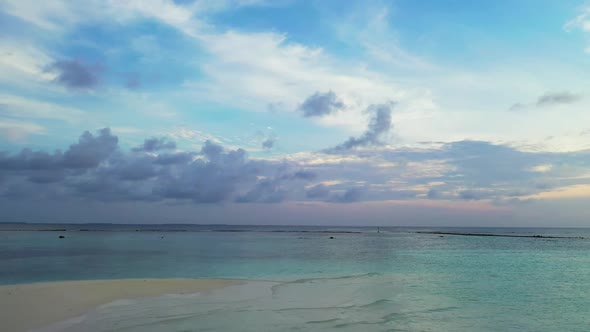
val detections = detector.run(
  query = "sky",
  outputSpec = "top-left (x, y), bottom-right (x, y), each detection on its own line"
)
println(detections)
top-left (1, 0), bottom-right (590, 226)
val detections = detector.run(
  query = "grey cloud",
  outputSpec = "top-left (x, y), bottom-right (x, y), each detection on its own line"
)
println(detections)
top-left (152, 141), bottom-right (315, 204)
top-left (332, 187), bottom-right (364, 203)
top-left (235, 179), bottom-right (286, 203)
top-left (235, 167), bottom-right (318, 203)
top-left (509, 103), bottom-right (526, 111)
top-left (306, 184), bottom-right (330, 198)
top-left (440, 140), bottom-right (542, 184)
top-left (0, 128), bottom-right (117, 172)
top-left (63, 128), bottom-right (118, 169)
top-left (2, 132), bottom-right (245, 203)
top-left (262, 137), bottom-right (276, 150)
top-left (377, 189), bottom-right (420, 200)
top-left (133, 137), bottom-right (176, 152)
top-left (27, 170), bottom-right (66, 184)
top-left (426, 189), bottom-right (440, 199)
top-left (49, 59), bottom-right (102, 89)
top-left (112, 158), bottom-right (159, 181)
top-left (154, 152), bottom-right (194, 165)
top-left (3, 127), bottom-right (590, 206)
top-left (510, 91), bottom-right (583, 111)
top-left (153, 141), bottom-right (255, 203)
top-left (458, 190), bottom-right (489, 201)
top-left (280, 170), bottom-right (317, 181)
top-left (299, 91), bottom-right (345, 117)
top-left (0, 149), bottom-right (62, 171)
top-left (537, 92), bottom-right (582, 107)
top-left (201, 140), bottom-right (224, 161)
top-left (312, 138), bottom-right (590, 203)
top-left (326, 103), bottom-right (393, 152)
top-left (290, 170), bottom-right (316, 180)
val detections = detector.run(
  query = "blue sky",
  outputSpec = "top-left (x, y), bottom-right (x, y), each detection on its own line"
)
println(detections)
top-left (1, 0), bottom-right (590, 226)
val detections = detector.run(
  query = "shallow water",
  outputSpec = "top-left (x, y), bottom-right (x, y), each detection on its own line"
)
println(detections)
top-left (4, 225), bottom-right (590, 331)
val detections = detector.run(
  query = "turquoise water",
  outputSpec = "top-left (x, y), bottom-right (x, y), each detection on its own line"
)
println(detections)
top-left (4, 225), bottom-right (590, 331)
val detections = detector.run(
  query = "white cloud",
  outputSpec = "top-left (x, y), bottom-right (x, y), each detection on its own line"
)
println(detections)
top-left (0, 0), bottom-right (192, 32)
top-left (0, 94), bottom-right (84, 123)
top-left (565, 5), bottom-right (590, 53)
top-left (0, 119), bottom-right (45, 142)
top-left (0, 0), bottom-right (76, 31)
top-left (110, 126), bottom-right (142, 134)
top-left (332, 4), bottom-right (436, 71)
top-left (0, 41), bottom-right (56, 89)
top-left (186, 29), bottom-right (434, 133)
top-left (3, 0), bottom-right (590, 152)
top-left (565, 5), bottom-right (590, 32)
top-left (1, 0), bottom-right (433, 134)
top-left (0, 0), bottom-right (278, 35)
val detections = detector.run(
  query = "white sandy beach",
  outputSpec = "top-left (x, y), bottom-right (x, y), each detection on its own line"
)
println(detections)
top-left (0, 278), bottom-right (240, 332)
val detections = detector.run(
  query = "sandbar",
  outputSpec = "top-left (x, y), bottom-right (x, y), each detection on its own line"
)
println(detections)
top-left (0, 278), bottom-right (240, 332)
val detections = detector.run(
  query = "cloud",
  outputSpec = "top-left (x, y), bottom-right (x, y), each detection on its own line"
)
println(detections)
top-left (426, 188), bottom-right (440, 199)
top-left (333, 4), bottom-right (435, 71)
top-left (306, 184), bottom-right (330, 198)
top-left (564, 5), bottom-right (590, 33)
top-left (1, 0), bottom-right (430, 138)
top-left (152, 141), bottom-right (260, 203)
top-left (62, 128), bottom-right (118, 168)
top-left (326, 103), bottom-right (393, 152)
top-left (458, 190), bottom-right (489, 201)
top-left (133, 137), bottom-right (176, 152)
top-left (299, 91), bottom-right (345, 117)
top-left (0, 94), bottom-right (84, 123)
top-left (0, 128), bottom-right (118, 174)
top-left (235, 168), bottom-right (317, 203)
top-left (509, 91), bottom-right (583, 111)
top-left (0, 128), bottom-right (330, 204)
top-left (235, 179), bottom-right (286, 203)
top-left (186, 28), bottom-right (418, 132)
top-left (508, 103), bottom-right (526, 111)
top-left (536, 92), bottom-right (583, 107)
top-left (110, 157), bottom-right (159, 181)
top-left (309, 138), bottom-right (590, 203)
top-left (48, 59), bottom-right (102, 90)
top-left (2, 128), bottom-right (590, 206)
top-left (262, 137), bottom-right (275, 150)
top-left (332, 187), bottom-right (364, 203)
top-left (0, 149), bottom-right (61, 172)
top-left (0, 119), bottom-right (45, 142)
top-left (0, 128), bottom-right (322, 204)
top-left (304, 183), bottom-right (364, 203)
top-left (154, 152), bottom-right (194, 165)
top-left (288, 170), bottom-right (316, 181)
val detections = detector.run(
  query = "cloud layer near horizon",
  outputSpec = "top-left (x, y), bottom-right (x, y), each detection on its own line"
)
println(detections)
top-left (2, 128), bottom-right (590, 207)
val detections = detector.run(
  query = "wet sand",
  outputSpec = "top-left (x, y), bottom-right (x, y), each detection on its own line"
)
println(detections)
top-left (0, 278), bottom-right (240, 332)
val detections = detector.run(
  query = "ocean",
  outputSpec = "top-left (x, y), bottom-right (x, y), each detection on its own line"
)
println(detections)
top-left (3, 224), bottom-right (590, 331)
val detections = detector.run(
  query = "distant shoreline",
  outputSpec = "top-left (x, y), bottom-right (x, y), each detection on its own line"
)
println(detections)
top-left (0, 228), bottom-right (363, 234)
top-left (2, 222), bottom-right (589, 229)
top-left (2, 224), bottom-right (589, 237)
top-left (417, 231), bottom-right (585, 239)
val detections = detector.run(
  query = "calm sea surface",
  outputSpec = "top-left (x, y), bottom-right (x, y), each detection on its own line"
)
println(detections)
top-left (2, 224), bottom-right (590, 331)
